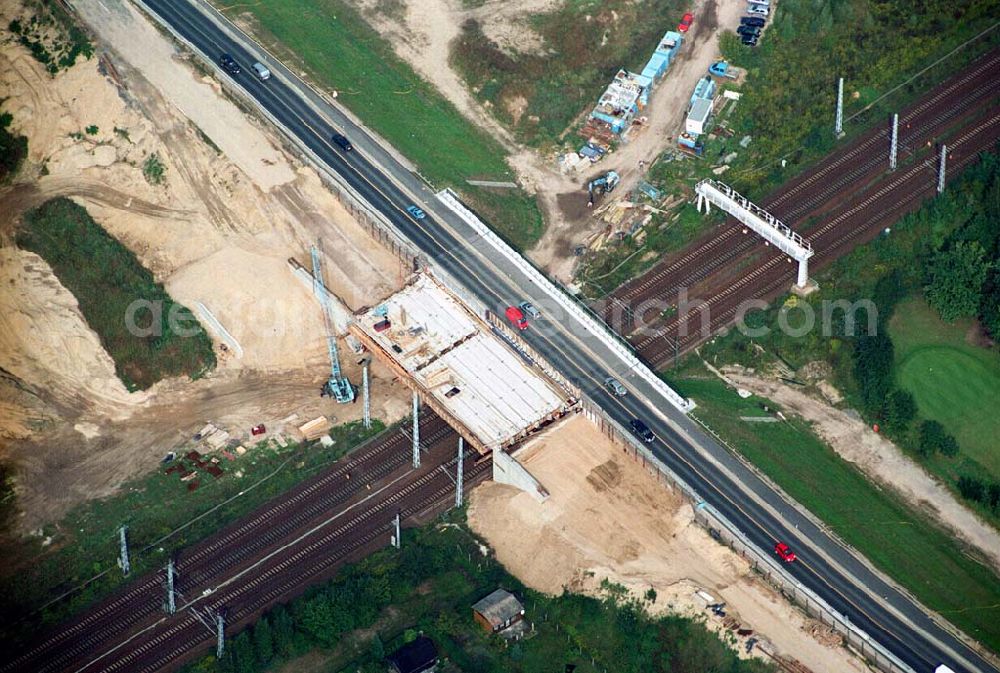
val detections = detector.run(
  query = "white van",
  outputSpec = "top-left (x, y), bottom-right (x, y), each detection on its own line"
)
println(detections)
top-left (252, 62), bottom-right (271, 81)
top-left (747, 4), bottom-right (769, 15)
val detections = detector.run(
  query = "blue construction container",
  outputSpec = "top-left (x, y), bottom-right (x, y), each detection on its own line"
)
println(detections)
top-left (689, 76), bottom-right (716, 108)
top-left (655, 31), bottom-right (683, 61)
top-left (642, 53), bottom-right (669, 81)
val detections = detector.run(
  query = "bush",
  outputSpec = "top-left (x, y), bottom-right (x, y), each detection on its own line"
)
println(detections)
top-left (917, 420), bottom-right (959, 457)
top-left (142, 153), bottom-right (166, 185)
top-left (0, 108), bottom-right (28, 183)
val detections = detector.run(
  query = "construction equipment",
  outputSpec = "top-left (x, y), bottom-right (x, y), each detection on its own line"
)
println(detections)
top-left (311, 245), bottom-right (355, 403)
top-left (587, 170), bottom-right (620, 207)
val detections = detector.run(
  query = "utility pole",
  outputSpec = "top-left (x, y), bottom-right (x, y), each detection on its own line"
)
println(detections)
top-left (937, 144), bottom-right (947, 194)
top-left (411, 391), bottom-right (420, 469)
top-left (118, 526), bottom-right (130, 577)
top-left (362, 360), bottom-right (371, 430)
top-left (661, 334), bottom-right (680, 370)
top-left (455, 437), bottom-right (464, 508)
top-left (889, 113), bottom-right (899, 171)
top-left (835, 77), bottom-right (844, 137)
top-left (215, 612), bottom-right (225, 659)
top-left (392, 512), bottom-right (401, 549)
top-left (165, 558), bottom-right (176, 615)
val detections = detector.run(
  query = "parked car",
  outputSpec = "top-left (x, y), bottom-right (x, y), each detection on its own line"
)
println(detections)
top-left (251, 62), bottom-right (271, 80)
top-left (747, 0), bottom-right (770, 6)
top-left (219, 53), bottom-right (241, 75)
top-left (737, 25), bottom-right (760, 37)
top-left (604, 377), bottom-right (627, 397)
top-left (251, 423), bottom-right (267, 436)
top-left (630, 418), bottom-right (655, 443)
top-left (774, 542), bottom-right (796, 563)
top-left (677, 12), bottom-right (694, 32)
top-left (518, 301), bottom-right (541, 319)
top-left (505, 305), bottom-right (528, 330)
top-left (406, 205), bottom-right (426, 219)
top-left (331, 133), bottom-right (353, 151)
top-left (740, 16), bottom-right (766, 27)
top-left (747, 4), bottom-right (769, 16)
top-left (741, 34), bottom-right (759, 46)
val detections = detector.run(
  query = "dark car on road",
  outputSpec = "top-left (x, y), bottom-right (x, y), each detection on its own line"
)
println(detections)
top-left (219, 53), bottom-right (241, 75)
top-left (331, 133), bottom-right (353, 151)
top-left (740, 16), bottom-right (766, 27)
top-left (630, 418), bottom-right (655, 443)
top-left (737, 25), bottom-right (761, 37)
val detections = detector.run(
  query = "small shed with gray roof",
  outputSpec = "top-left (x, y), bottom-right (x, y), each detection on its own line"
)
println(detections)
top-left (471, 588), bottom-right (525, 634)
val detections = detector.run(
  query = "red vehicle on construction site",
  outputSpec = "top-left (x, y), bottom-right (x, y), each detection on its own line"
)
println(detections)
top-left (505, 305), bottom-right (528, 330)
top-left (678, 12), bottom-right (694, 32)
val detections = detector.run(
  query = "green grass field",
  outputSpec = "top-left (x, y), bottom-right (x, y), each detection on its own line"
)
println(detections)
top-left (890, 296), bottom-right (1000, 479)
top-left (215, 0), bottom-right (543, 249)
top-left (16, 198), bottom-right (215, 390)
top-left (674, 372), bottom-right (1000, 653)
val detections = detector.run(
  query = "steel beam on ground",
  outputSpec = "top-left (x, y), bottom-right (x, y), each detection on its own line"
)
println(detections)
top-left (835, 77), bottom-right (845, 137)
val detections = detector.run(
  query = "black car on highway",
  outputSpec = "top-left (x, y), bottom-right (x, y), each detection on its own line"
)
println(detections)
top-left (219, 53), bottom-right (241, 75)
top-left (332, 133), bottom-right (353, 151)
top-left (630, 418), bottom-right (655, 443)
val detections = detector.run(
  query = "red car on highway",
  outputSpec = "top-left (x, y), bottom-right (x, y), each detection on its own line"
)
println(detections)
top-left (678, 12), bottom-right (694, 32)
top-left (774, 542), bottom-right (796, 563)
top-left (505, 305), bottom-right (528, 330)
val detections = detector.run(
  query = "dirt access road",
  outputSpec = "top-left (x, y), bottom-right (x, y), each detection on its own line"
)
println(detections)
top-left (469, 414), bottom-right (867, 673)
top-left (0, 0), bottom-right (409, 528)
top-left (340, 0), bottom-right (744, 280)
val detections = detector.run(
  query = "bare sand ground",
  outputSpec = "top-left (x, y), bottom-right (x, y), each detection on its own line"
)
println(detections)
top-left (0, 0), bottom-right (408, 527)
top-left (343, 0), bottom-right (744, 279)
top-left (468, 414), bottom-right (867, 673)
top-left (719, 365), bottom-right (1000, 572)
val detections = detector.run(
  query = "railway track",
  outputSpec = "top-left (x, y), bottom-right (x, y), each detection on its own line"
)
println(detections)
top-left (3, 414), bottom-right (457, 673)
top-left (603, 47), bottom-right (1000, 325)
top-left (75, 444), bottom-right (489, 673)
top-left (635, 108), bottom-right (1000, 364)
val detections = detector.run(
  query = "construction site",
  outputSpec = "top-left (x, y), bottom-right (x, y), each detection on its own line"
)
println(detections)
top-left (3, 0), bottom-right (999, 672)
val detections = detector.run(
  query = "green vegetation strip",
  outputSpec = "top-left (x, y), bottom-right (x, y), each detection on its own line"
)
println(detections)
top-left (214, 0), bottom-right (543, 249)
top-left (0, 419), bottom-right (384, 645)
top-left (183, 515), bottom-right (772, 673)
top-left (16, 198), bottom-right (215, 390)
top-left (675, 374), bottom-right (1000, 653)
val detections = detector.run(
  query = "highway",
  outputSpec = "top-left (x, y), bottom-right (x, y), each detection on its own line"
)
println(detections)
top-left (96, 1), bottom-right (998, 671)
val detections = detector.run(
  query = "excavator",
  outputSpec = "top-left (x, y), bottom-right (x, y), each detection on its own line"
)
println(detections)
top-left (587, 170), bottom-right (620, 208)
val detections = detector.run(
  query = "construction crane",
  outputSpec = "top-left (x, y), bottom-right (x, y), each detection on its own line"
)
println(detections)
top-left (587, 170), bottom-right (620, 207)
top-left (311, 245), bottom-right (355, 403)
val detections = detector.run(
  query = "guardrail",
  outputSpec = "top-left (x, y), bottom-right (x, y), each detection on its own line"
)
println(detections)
top-left (581, 398), bottom-right (915, 673)
top-left (436, 188), bottom-right (695, 415)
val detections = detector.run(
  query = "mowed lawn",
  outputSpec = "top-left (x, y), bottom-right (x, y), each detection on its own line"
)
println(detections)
top-left (214, 0), bottom-right (543, 249)
top-left (675, 373), bottom-right (1000, 652)
top-left (890, 297), bottom-right (1000, 479)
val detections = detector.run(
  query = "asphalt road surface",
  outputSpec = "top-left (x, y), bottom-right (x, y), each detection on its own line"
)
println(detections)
top-left (126, 1), bottom-right (997, 671)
